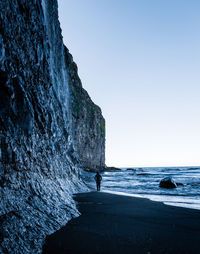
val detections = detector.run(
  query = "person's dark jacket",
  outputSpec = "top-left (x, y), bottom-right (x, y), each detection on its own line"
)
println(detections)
top-left (94, 173), bottom-right (102, 183)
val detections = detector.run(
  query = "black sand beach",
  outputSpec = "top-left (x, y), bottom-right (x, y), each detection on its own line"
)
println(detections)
top-left (43, 192), bottom-right (200, 254)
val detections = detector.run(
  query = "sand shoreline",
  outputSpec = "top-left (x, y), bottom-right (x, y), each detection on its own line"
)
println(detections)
top-left (102, 189), bottom-right (200, 211)
top-left (43, 192), bottom-right (200, 254)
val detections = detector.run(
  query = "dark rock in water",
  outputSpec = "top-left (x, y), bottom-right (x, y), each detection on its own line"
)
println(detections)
top-left (0, 0), bottom-right (105, 253)
top-left (81, 166), bottom-right (121, 172)
top-left (104, 167), bottom-right (121, 172)
top-left (81, 166), bottom-right (102, 172)
top-left (159, 177), bottom-right (177, 189)
top-left (126, 168), bottom-right (136, 171)
top-left (176, 182), bottom-right (184, 186)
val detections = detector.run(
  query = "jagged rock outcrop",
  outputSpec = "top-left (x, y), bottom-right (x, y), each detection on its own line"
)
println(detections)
top-left (0, 0), bottom-right (105, 253)
top-left (65, 47), bottom-right (105, 171)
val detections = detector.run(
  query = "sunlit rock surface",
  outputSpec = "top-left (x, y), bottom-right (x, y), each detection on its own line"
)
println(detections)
top-left (0, 0), bottom-right (105, 253)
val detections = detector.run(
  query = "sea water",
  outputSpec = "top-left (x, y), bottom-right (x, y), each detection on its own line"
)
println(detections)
top-left (82, 167), bottom-right (200, 210)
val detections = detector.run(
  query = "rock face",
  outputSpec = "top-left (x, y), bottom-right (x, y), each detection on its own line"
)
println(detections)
top-left (0, 0), bottom-right (105, 253)
top-left (65, 47), bottom-right (105, 171)
top-left (159, 177), bottom-right (177, 189)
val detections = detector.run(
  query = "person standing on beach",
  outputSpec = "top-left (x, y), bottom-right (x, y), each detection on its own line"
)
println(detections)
top-left (94, 172), bottom-right (102, 191)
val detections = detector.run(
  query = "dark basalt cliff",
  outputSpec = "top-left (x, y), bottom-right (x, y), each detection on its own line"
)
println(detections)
top-left (0, 0), bottom-right (105, 253)
top-left (65, 47), bottom-right (105, 171)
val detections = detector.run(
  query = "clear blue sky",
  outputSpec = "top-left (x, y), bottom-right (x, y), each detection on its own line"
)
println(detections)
top-left (58, 0), bottom-right (200, 167)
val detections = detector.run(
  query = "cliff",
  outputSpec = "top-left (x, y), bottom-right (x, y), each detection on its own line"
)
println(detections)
top-left (65, 47), bottom-right (105, 171)
top-left (0, 0), bottom-right (105, 253)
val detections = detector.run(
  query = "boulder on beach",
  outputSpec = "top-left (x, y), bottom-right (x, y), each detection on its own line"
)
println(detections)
top-left (159, 177), bottom-right (177, 189)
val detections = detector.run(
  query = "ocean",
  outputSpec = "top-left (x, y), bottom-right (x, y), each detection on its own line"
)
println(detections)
top-left (82, 166), bottom-right (200, 210)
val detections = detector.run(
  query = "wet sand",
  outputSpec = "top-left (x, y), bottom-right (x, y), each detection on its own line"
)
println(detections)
top-left (43, 192), bottom-right (200, 254)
